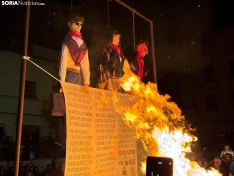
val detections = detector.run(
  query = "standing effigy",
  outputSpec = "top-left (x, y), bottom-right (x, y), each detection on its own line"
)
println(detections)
top-left (56, 13), bottom-right (90, 147)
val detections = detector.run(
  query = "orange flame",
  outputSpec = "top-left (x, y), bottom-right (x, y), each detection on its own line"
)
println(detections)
top-left (114, 60), bottom-right (222, 176)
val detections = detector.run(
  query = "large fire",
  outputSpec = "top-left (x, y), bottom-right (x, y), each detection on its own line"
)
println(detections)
top-left (113, 60), bottom-right (221, 176)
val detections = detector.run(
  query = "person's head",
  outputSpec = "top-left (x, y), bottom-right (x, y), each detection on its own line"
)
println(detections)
top-left (224, 153), bottom-right (232, 163)
top-left (10, 166), bottom-right (14, 173)
top-left (24, 165), bottom-right (29, 171)
top-left (48, 132), bottom-right (52, 137)
top-left (19, 162), bottom-right (23, 168)
top-left (45, 163), bottom-right (52, 171)
top-left (33, 166), bottom-right (39, 172)
top-left (9, 136), bottom-right (13, 141)
top-left (135, 41), bottom-right (148, 57)
top-left (20, 166), bottom-right (24, 173)
top-left (1, 133), bottom-right (6, 140)
top-left (44, 136), bottom-right (48, 141)
top-left (54, 162), bottom-right (61, 171)
top-left (213, 157), bottom-right (221, 169)
top-left (39, 138), bottom-right (43, 143)
top-left (28, 136), bottom-right (32, 141)
top-left (68, 14), bottom-right (84, 33)
top-left (0, 165), bottom-right (5, 171)
top-left (110, 30), bottom-right (121, 45)
top-left (224, 144), bottom-right (230, 151)
top-left (196, 159), bottom-right (203, 167)
top-left (197, 161), bottom-right (203, 167)
top-left (24, 169), bottom-right (32, 176)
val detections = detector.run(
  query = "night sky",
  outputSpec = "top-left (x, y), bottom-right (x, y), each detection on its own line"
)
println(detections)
top-left (1, 0), bottom-right (234, 86)
top-left (1, 0), bottom-right (234, 47)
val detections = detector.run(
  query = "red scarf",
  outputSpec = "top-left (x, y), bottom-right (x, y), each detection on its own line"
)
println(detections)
top-left (136, 54), bottom-right (144, 80)
top-left (68, 31), bottom-right (83, 39)
top-left (111, 44), bottom-right (121, 56)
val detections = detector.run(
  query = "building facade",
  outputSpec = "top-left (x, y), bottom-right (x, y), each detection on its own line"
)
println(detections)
top-left (0, 46), bottom-right (59, 141)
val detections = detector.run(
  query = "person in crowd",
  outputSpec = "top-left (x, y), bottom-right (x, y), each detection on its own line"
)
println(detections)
top-left (1, 136), bottom-right (9, 160)
top-left (129, 41), bottom-right (149, 81)
top-left (196, 158), bottom-right (204, 167)
top-left (43, 136), bottom-right (50, 157)
top-left (7, 136), bottom-right (15, 160)
top-left (49, 162), bottom-right (61, 176)
top-left (6, 166), bottom-right (14, 176)
top-left (23, 165), bottom-right (30, 173)
top-left (212, 157), bottom-right (227, 176)
top-left (19, 164), bottom-right (25, 176)
top-left (35, 138), bottom-right (45, 159)
top-left (56, 13), bottom-right (90, 147)
top-left (47, 132), bottom-right (55, 158)
top-left (59, 162), bottom-right (65, 176)
top-left (20, 136), bottom-right (26, 160)
top-left (202, 158), bottom-right (209, 168)
top-left (32, 166), bottom-right (41, 176)
top-left (220, 144), bottom-right (234, 159)
top-left (98, 30), bottom-right (125, 92)
top-left (221, 153), bottom-right (233, 174)
top-left (1, 134), bottom-right (6, 142)
top-left (24, 169), bottom-right (33, 176)
top-left (0, 165), bottom-right (6, 176)
top-left (229, 156), bottom-right (234, 175)
top-left (41, 163), bottom-right (53, 176)
top-left (0, 169), bottom-right (5, 176)
top-left (24, 136), bottom-right (35, 159)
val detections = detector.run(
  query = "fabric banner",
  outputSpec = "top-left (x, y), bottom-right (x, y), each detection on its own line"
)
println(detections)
top-left (60, 82), bottom-right (138, 176)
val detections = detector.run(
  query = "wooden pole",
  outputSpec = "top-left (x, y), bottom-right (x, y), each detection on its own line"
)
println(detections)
top-left (14, 1), bottom-right (30, 175)
top-left (115, 0), bottom-right (157, 83)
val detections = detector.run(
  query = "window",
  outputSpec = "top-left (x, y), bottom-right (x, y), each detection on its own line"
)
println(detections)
top-left (206, 94), bottom-right (218, 111)
top-left (204, 65), bottom-right (214, 82)
top-left (25, 80), bottom-right (35, 98)
top-left (0, 125), bottom-right (4, 141)
top-left (228, 60), bottom-right (234, 78)
top-left (22, 125), bottom-right (39, 142)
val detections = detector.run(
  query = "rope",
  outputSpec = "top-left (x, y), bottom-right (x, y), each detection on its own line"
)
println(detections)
top-left (107, 0), bottom-right (110, 31)
top-left (132, 9), bottom-right (136, 48)
top-left (203, 159), bottom-right (214, 168)
top-left (24, 56), bottom-right (60, 82)
top-left (70, 0), bottom-right (73, 13)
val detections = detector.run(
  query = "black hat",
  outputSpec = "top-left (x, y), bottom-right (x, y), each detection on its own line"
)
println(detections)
top-left (68, 14), bottom-right (84, 23)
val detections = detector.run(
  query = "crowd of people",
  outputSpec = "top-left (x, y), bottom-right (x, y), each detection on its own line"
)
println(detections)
top-left (0, 159), bottom-right (64, 176)
top-left (194, 143), bottom-right (234, 176)
top-left (0, 132), bottom-right (65, 161)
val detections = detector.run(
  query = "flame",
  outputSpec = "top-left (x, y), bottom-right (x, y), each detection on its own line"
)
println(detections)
top-left (114, 60), bottom-right (222, 176)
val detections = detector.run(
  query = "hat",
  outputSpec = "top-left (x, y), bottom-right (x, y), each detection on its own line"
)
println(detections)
top-left (68, 14), bottom-right (84, 23)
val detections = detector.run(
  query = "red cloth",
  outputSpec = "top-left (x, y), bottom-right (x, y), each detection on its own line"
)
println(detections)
top-left (136, 54), bottom-right (144, 79)
top-left (68, 31), bottom-right (83, 39)
top-left (111, 44), bottom-right (121, 56)
top-left (64, 32), bottom-right (87, 66)
top-left (49, 169), bottom-right (61, 176)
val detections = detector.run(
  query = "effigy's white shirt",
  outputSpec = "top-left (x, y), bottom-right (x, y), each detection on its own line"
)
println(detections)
top-left (59, 36), bottom-right (90, 85)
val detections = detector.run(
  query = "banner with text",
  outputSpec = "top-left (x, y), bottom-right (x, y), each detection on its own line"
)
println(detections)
top-left (60, 82), bottom-right (138, 176)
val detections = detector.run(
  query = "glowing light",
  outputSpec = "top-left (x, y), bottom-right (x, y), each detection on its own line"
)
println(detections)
top-left (113, 60), bottom-right (222, 176)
